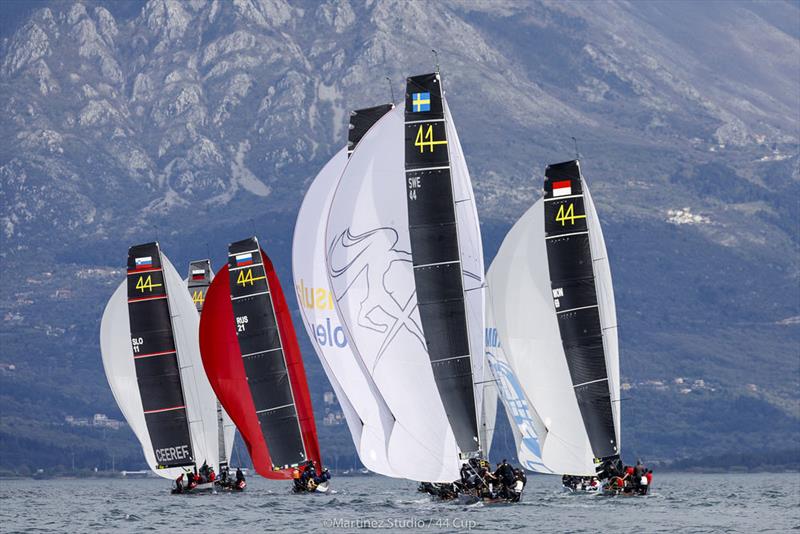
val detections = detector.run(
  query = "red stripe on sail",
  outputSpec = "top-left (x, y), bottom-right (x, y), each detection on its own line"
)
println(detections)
top-left (199, 264), bottom-right (283, 479)
top-left (128, 295), bottom-right (167, 303)
top-left (263, 250), bottom-right (323, 472)
top-left (144, 405), bottom-right (185, 414)
top-left (127, 267), bottom-right (162, 275)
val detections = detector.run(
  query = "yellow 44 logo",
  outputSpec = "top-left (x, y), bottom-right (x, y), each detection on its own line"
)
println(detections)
top-left (414, 124), bottom-right (448, 153)
top-left (135, 275), bottom-right (162, 292)
top-left (237, 268), bottom-right (266, 287)
top-left (192, 290), bottom-right (204, 305)
top-left (555, 203), bottom-right (587, 226)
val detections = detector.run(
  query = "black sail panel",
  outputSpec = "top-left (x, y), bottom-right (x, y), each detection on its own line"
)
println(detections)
top-left (187, 259), bottom-right (213, 312)
top-left (127, 242), bottom-right (195, 469)
top-left (348, 104), bottom-right (393, 157)
top-left (404, 73), bottom-right (479, 456)
top-left (543, 160), bottom-right (618, 460)
top-left (228, 237), bottom-right (306, 469)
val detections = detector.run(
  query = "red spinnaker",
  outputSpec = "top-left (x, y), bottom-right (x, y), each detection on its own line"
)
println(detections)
top-left (199, 250), bottom-right (321, 479)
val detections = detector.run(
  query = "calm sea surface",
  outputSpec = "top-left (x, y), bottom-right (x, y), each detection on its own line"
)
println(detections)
top-left (0, 473), bottom-right (797, 533)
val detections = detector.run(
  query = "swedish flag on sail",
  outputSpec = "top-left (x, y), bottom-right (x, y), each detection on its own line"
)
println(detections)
top-left (411, 92), bottom-right (431, 112)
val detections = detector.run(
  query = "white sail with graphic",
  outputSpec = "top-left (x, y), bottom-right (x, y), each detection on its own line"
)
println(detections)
top-left (293, 146), bottom-right (398, 477)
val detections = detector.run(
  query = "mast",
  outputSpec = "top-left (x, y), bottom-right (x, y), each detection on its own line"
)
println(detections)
top-left (404, 72), bottom-right (481, 458)
top-left (543, 160), bottom-right (618, 464)
top-left (127, 243), bottom-right (195, 469)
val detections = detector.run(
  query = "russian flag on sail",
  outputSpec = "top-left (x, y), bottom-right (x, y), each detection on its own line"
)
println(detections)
top-left (235, 253), bottom-right (254, 267)
top-left (191, 269), bottom-right (205, 280)
top-left (552, 180), bottom-right (572, 197)
top-left (135, 256), bottom-right (153, 269)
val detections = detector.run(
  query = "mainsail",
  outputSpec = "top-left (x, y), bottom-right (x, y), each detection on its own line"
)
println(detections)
top-left (100, 243), bottom-right (219, 478)
top-left (199, 237), bottom-right (322, 478)
top-left (486, 160), bottom-right (620, 475)
top-left (544, 160), bottom-right (620, 463)
top-left (405, 73), bottom-right (483, 457)
top-left (325, 73), bottom-right (484, 482)
top-left (292, 104), bottom-right (398, 476)
top-left (186, 260), bottom-right (236, 470)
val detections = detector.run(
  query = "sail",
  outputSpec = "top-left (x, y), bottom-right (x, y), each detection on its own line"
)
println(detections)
top-left (485, 284), bottom-right (551, 473)
top-left (544, 160), bottom-right (619, 462)
top-left (199, 237), bottom-right (321, 478)
top-left (100, 243), bottom-right (219, 478)
top-left (292, 105), bottom-right (398, 476)
top-left (487, 198), bottom-right (596, 475)
top-left (186, 260), bottom-right (236, 468)
top-left (404, 73), bottom-right (482, 457)
top-left (325, 73), bottom-right (484, 481)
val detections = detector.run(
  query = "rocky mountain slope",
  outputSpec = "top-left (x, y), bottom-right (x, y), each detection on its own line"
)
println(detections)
top-left (1, 0), bottom-right (798, 471)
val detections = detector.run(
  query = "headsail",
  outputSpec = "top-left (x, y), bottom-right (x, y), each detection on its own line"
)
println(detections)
top-left (186, 260), bottom-right (236, 470)
top-left (544, 160), bottom-right (620, 463)
top-left (292, 104), bottom-right (398, 476)
top-left (485, 284), bottom-right (551, 473)
top-left (100, 243), bottom-right (219, 478)
top-left (199, 237), bottom-right (322, 478)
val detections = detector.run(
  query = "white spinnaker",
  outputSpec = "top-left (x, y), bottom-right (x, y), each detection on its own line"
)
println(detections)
top-left (583, 179), bottom-right (621, 452)
top-left (292, 147), bottom-right (398, 476)
top-left (485, 283), bottom-right (552, 473)
top-left (100, 253), bottom-right (220, 478)
top-left (487, 199), bottom-right (595, 475)
top-left (325, 105), bottom-right (460, 483)
top-left (443, 99), bottom-right (486, 451)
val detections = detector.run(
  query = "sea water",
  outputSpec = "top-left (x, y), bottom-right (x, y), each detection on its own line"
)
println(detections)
top-left (0, 473), bottom-right (797, 533)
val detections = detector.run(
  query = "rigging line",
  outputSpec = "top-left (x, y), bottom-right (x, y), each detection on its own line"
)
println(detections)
top-left (432, 49), bottom-right (440, 74)
top-left (571, 136), bottom-right (581, 160)
top-left (385, 75), bottom-right (395, 104)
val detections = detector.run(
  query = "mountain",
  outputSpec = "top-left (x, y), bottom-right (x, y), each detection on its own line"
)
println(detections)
top-left (0, 0), bottom-right (798, 473)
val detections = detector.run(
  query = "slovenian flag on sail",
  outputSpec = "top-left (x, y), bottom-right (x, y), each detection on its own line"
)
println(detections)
top-left (135, 256), bottom-right (153, 269)
top-left (552, 180), bottom-right (572, 197)
top-left (235, 253), bottom-right (254, 267)
top-left (191, 269), bottom-right (205, 280)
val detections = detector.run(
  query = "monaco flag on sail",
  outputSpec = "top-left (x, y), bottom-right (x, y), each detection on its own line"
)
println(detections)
top-left (552, 180), bottom-right (572, 197)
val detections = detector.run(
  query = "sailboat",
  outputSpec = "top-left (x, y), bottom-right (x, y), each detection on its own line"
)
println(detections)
top-left (324, 71), bottom-right (513, 500)
top-left (100, 242), bottom-right (221, 492)
top-left (292, 103), bottom-right (400, 477)
top-left (185, 260), bottom-right (239, 489)
top-left (199, 237), bottom-right (328, 493)
top-left (486, 159), bottom-right (622, 490)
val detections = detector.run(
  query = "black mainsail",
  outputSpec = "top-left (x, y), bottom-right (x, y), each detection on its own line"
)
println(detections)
top-left (404, 73), bottom-right (480, 457)
top-left (127, 242), bottom-right (194, 469)
top-left (544, 160), bottom-right (618, 461)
